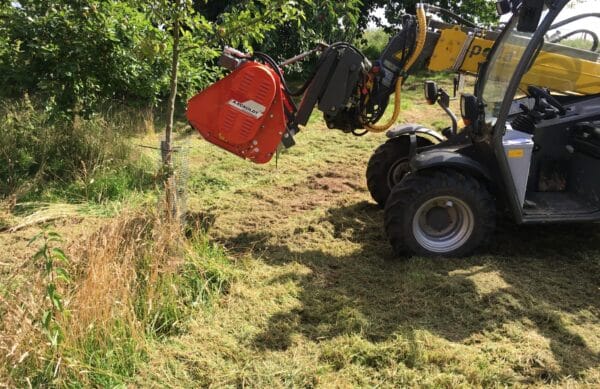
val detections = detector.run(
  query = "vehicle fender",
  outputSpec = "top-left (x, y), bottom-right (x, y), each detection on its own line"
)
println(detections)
top-left (386, 123), bottom-right (445, 144)
top-left (410, 150), bottom-right (493, 182)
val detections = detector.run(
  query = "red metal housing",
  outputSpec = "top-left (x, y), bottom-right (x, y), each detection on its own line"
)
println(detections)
top-left (186, 61), bottom-right (289, 164)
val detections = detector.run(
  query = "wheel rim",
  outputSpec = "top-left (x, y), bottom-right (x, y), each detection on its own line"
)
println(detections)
top-left (412, 196), bottom-right (474, 254)
top-left (387, 159), bottom-right (410, 189)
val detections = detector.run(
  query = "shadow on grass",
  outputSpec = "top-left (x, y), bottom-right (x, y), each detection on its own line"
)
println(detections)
top-left (222, 201), bottom-right (600, 381)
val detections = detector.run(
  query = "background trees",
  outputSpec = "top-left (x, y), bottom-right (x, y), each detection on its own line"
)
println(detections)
top-left (0, 0), bottom-right (497, 201)
top-left (0, 0), bottom-right (497, 118)
top-left (0, 1), bottom-right (169, 118)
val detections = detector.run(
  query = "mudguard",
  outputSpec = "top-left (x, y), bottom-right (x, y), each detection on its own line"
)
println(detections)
top-left (410, 149), bottom-right (493, 181)
top-left (385, 123), bottom-right (446, 144)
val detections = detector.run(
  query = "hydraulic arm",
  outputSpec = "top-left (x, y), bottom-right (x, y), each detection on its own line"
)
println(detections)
top-left (186, 3), bottom-right (600, 164)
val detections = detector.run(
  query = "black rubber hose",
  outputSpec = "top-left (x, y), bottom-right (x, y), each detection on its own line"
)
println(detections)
top-left (550, 13), bottom-right (600, 30)
top-left (276, 43), bottom-right (366, 98)
top-left (253, 51), bottom-right (298, 110)
top-left (423, 4), bottom-right (477, 28)
top-left (550, 29), bottom-right (599, 52)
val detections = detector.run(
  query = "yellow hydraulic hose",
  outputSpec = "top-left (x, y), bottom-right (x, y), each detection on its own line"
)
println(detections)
top-left (365, 3), bottom-right (427, 132)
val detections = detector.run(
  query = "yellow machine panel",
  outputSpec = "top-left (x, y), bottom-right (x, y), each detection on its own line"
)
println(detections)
top-left (522, 52), bottom-right (600, 95)
top-left (427, 27), bottom-right (492, 74)
top-left (487, 41), bottom-right (600, 95)
top-left (427, 26), bottom-right (600, 95)
top-left (461, 37), bottom-right (494, 73)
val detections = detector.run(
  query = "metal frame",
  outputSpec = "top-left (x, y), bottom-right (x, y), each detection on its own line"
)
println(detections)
top-left (413, 1), bottom-right (600, 226)
top-left (491, 1), bottom-right (566, 223)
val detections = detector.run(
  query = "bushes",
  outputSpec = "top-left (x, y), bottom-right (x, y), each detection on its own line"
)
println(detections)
top-left (0, 97), bottom-right (152, 202)
top-left (358, 29), bottom-right (390, 60)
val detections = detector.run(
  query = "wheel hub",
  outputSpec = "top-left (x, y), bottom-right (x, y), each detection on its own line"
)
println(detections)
top-left (412, 196), bottom-right (474, 254)
top-left (425, 206), bottom-right (453, 233)
top-left (387, 159), bottom-right (409, 189)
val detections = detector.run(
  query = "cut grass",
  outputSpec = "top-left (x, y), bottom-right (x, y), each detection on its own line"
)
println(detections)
top-left (2, 73), bottom-right (599, 386)
top-left (135, 77), bottom-right (599, 387)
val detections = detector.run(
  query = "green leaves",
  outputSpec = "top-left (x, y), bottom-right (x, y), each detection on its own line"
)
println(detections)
top-left (258, 0), bottom-right (363, 67)
top-left (0, 0), bottom-right (170, 117)
top-left (0, 0), bottom-right (310, 117)
top-left (29, 229), bottom-right (71, 351)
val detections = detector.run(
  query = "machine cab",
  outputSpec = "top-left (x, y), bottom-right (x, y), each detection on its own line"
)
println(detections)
top-left (479, 0), bottom-right (600, 223)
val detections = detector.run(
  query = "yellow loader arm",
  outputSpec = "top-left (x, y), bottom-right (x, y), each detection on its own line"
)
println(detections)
top-left (425, 22), bottom-right (600, 95)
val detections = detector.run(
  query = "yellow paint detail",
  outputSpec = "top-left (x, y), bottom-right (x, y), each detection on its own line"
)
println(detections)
top-left (460, 37), bottom-right (493, 73)
top-left (508, 149), bottom-right (525, 158)
top-left (428, 27), bottom-right (468, 72)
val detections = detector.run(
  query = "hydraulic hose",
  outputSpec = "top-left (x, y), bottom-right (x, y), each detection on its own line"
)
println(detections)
top-left (365, 3), bottom-right (427, 133)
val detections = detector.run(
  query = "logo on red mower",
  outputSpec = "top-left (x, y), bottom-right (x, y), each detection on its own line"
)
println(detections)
top-left (227, 99), bottom-right (266, 119)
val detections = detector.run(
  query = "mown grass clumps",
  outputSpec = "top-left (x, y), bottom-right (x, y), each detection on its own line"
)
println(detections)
top-left (0, 97), bottom-right (153, 204)
top-left (0, 209), bottom-right (235, 387)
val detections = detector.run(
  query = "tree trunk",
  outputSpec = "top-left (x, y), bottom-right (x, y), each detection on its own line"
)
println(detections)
top-left (164, 6), bottom-right (180, 166)
top-left (163, 2), bottom-right (181, 220)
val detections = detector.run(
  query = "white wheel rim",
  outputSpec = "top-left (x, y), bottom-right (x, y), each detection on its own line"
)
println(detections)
top-left (412, 196), bottom-right (475, 254)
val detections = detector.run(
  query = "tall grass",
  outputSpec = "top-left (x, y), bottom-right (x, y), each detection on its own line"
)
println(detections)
top-left (0, 208), bottom-right (234, 387)
top-left (0, 96), bottom-right (153, 204)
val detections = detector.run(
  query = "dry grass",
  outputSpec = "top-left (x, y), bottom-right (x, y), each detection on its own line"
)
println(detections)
top-left (0, 201), bottom-right (232, 387)
top-left (69, 211), bottom-right (180, 337)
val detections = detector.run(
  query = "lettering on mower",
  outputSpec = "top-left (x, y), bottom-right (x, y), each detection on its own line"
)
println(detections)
top-left (227, 99), bottom-right (266, 119)
top-left (468, 45), bottom-right (491, 59)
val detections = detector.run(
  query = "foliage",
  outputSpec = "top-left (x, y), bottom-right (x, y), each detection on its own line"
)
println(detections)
top-left (0, 97), bottom-right (151, 201)
top-left (0, 0), bottom-right (310, 120)
top-left (0, 1), bottom-right (170, 118)
top-left (27, 229), bottom-right (71, 382)
top-left (359, 28), bottom-right (390, 60)
top-left (366, 0), bottom-right (497, 28)
top-left (145, 0), bottom-right (310, 101)
top-left (31, 231), bottom-right (70, 349)
top-left (259, 0), bottom-right (364, 67)
top-left (558, 37), bottom-right (597, 50)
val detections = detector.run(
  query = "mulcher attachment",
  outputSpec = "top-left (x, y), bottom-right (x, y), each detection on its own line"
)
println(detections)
top-left (186, 61), bottom-right (292, 164)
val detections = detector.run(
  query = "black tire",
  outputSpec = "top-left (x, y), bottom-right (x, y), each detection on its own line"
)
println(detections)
top-left (366, 136), bottom-right (434, 208)
top-left (384, 169), bottom-right (496, 257)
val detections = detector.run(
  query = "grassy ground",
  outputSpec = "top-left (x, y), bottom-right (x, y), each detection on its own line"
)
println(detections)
top-left (138, 78), bottom-right (598, 387)
top-left (2, 76), bottom-right (599, 386)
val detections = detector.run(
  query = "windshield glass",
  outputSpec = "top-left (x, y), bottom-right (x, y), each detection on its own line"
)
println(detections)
top-left (481, 1), bottom-right (600, 124)
top-left (480, 16), bottom-right (537, 123)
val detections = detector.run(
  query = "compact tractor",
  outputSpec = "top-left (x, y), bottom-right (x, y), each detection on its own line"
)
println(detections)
top-left (186, 0), bottom-right (600, 257)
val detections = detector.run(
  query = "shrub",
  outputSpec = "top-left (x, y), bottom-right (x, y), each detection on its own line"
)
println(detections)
top-left (358, 29), bottom-right (390, 60)
top-left (0, 97), bottom-right (152, 202)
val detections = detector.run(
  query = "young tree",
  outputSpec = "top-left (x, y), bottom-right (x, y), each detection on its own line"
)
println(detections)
top-left (145, 0), bottom-right (308, 217)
